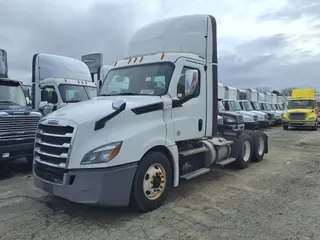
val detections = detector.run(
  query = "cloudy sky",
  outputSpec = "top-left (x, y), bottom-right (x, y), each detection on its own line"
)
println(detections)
top-left (1, 0), bottom-right (319, 91)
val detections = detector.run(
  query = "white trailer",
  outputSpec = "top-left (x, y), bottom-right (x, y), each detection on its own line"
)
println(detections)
top-left (225, 86), bottom-right (237, 99)
top-left (271, 93), bottom-right (277, 104)
top-left (246, 89), bottom-right (259, 102)
top-left (258, 92), bottom-right (265, 102)
top-left (218, 82), bottom-right (224, 99)
top-left (33, 14), bottom-right (269, 212)
top-left (264, 92), bottom-right (272, 103)
top-left (237, 89), bottom-right (247, 100)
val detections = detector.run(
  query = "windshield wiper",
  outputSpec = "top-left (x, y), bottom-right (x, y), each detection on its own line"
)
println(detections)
top-left (0, 100), bottom-right (20, 105)
top-left (100, 93), bottom-right (140, 96)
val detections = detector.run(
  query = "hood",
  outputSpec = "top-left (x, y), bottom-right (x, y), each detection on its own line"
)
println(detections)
top-left (0, 107), bottom-right (41, 117)
top-left (237, 111), bottom-right (255, 117)
top-left (46, 96), bottom-right (163, 124)
top-left (250, 110), bottom-right (266, 116)
top-left (286, 108), bottom-right (315, 114)
top-left (220, 110), bottom-right (238, 118)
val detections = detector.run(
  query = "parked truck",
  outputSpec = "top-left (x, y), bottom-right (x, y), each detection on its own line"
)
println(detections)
top-left (33, 14), bottom-right (269, 212)
top-left (245, 89), bottom-right (275, 126)
top-left (218, 83), bottom-right (245, 130)
top-left (0, 49), bottom-right (42, 168)
top-left (237, 89), bottom-right (268, 127)
top-left (282, 88), bottom-right (318, 130)
top-left (222, 86), bottom-right (259, 129)
top-left (32, 53), bottom-right (98, 116)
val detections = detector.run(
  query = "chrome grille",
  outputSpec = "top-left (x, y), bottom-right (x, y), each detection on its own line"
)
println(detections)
top-left (253, 115), bottom-right (258, 122)
top-left (238, 115), bottom-right (243, 123)
top-left (34, 120), bottom-right (76, 168)
top-left (0, 116), bottom-right (41, 146)
top-left (289, 112), bottom-right (306, 120)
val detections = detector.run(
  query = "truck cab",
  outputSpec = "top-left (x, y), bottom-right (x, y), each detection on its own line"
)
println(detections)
top-left (282, 88), bottom-right (318, 130)
top-left (222, 98), bottom-right (258, 129)
top-left (33, 14), bottom-right (268, 212)
top-left (218, 99), bottom-right (244, 130)
top-left (238, 100), bottom-right (268, 128)
top-left (32, 53), bottom-right (97, 116)
top-left (0, 77), bottom-right (42, 167)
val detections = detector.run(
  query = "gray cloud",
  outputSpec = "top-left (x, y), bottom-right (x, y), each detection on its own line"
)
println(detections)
top-left (1, 0), bottom-right (320, 92)
top-left (0, 0), bottom-right (137, 83)
top-left (218, 34), bottom-right (320, 91)
top-left (259, 0), bottom-right (320, 21)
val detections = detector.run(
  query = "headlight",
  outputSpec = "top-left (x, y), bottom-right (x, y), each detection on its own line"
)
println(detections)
top-left (244, 117), bottom-right (253, 122)
top-left (225, 117), bottom-right (236, 123)
top-left (275, 114), bottom-right (281, 119)
top-left (258, 116), bottom-right (264, 121)
top-left (308, 117), bottom-right (316, 120)
top-left (81, 142), bottom-right (122, 165)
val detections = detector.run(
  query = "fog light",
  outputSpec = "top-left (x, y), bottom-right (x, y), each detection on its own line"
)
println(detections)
top-left (2, 153), bottom-right (10, 158)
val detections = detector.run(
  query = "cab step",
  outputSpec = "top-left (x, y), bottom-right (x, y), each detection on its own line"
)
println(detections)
top-left (179, 147), bottom-right (208, 157)
top-left (216, 158), bottom-right (236, 166)
top-left (180, 168), bottom-right (210, 180)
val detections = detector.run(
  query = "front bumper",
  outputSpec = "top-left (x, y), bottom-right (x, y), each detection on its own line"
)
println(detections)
top-left (282, 121), bottom-right (316, 127)
top-left (33, 161), bottom-right (138, 207)
top-left (268, 119), bottom-right (276, 126)
top-left (0, 142), bottom-right (34, 162)
top-left (244, 121), bottom-right (259, 129)
top-left (259, 120), bottom-right (269, 128)
top-left (275, 118), bottom-right (282, 125)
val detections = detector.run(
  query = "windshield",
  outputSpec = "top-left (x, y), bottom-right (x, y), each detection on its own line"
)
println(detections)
top-left (58, 84), bottom-right (97, 103)
top-left (265, 103), bottom-right (272, 111)
top-left (287, 100), bottom-right (315, 109)
top-left (99, 63), bottom-right (174, 96)
top-left (229, 100), bottom-right (242, 111)
top-left (0, 82), bottom-right (26, 106)
top-left (252, 101), bottom-right (261, 110)
top-left (243, 101), bottom-right (253, 110)
top-left (218, 101), bottom-right (225, 111)
top-left (270, 104), bottom-right (277, 110)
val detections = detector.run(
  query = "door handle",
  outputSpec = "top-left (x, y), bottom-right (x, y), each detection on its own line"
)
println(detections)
top-left (198, 119), bottom-right (203, 131)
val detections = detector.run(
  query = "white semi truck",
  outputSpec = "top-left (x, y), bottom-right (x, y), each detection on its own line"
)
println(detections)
top-left (222, 86), bottom-right (259, 129)
top-left (259, 92), bottom-right (281, 125)
top-left (32, 53), bottom-right (98, 116)
top-left (237, 89), bottom-right (268, 127)
top-left (33, 14), bottom-right (269, 212)
top-left (245, 89), bottom-right (275, 126)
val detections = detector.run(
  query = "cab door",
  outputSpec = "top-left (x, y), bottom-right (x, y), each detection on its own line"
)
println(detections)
top-left (170, 60), bottom-right (206, 141)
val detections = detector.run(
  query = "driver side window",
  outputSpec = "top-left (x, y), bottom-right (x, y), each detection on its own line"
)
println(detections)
top-left (41, 86), bottom-right (57, 104)
top-left (177, 67), bottom-right (200, 99)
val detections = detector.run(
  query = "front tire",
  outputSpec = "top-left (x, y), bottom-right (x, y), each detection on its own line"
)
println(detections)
top-left (131, 151), bottom-right (172, 212)
top-left (312, 121), bottom-right (318, 131)
top-left (283, 125), bottom-right (288, 130)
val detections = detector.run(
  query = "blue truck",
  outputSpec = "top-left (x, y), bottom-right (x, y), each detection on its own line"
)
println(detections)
top-left (0, 49), bottom-right (42, 169)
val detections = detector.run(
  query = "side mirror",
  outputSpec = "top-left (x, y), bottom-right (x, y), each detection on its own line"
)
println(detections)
top-left (26, 97), bottom-right (32, 107)
top-left (184, 70), bottom-right (199, 96)
top-left (112, 99), bottom-right (126, 111)
top-left (38, 101), bottom-right (53, 110)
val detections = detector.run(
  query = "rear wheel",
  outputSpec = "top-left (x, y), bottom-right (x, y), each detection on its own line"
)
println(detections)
top-left (131, 151), bottom-right (172, 212)
top-left (235, 133), bottom-right (252, 169)
top-left (250, 131), bottom-right (266, 162)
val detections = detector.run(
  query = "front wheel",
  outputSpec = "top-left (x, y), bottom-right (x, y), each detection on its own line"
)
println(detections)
top-left (312, 121), bottom-right (318, 131)
top-left (131, 151), bottom-right (172, 212)
top-left (283, 125), bottom-right (288, 130)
